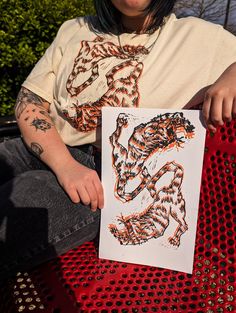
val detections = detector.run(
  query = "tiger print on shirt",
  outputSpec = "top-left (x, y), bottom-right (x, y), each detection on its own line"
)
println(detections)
top-left (65, 36), bottom-right (149, 132)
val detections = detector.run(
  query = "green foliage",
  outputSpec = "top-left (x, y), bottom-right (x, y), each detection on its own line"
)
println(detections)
top-left (0, 0), bottom-right (95, 116)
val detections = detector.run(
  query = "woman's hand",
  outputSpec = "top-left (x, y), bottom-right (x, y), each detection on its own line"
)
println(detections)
top-left (56, 158), bottom-right (104, 212)
top-left (185, 62), bottom-right (236, 132)
top-left (203, 62), bottom-right (236, 132)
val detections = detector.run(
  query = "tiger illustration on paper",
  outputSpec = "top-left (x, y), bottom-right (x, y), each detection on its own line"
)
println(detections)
top-left (109, 112), bottom-right (195, 246)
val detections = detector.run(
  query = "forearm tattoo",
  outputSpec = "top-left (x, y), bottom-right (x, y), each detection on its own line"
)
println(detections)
top-left (15, 87), bottom-right (47, 119)
top-left (30, 117), bottom-right (52, 132)
top-left (15, 87), bottom-right (53, 132)
top-left (39, 110), bottom-right (51, 118)
top-left (29, 142), bottom-right (44, 158)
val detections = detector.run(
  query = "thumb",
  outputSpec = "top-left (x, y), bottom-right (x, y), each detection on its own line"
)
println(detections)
top-left (183, 85), bottom-right (211, 109)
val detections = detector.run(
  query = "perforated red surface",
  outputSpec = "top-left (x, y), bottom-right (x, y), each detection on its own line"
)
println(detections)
top-left (1, 120), bottom-right (235, 313)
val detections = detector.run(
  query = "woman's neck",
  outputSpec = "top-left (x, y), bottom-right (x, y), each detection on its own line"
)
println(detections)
top-left (121, 14), bottom-right (153, 34)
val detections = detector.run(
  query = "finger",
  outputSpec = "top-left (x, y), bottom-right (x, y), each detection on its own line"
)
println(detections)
top-left (232, 98), bottom-right (236, 119)
top-left (202, 93), bottom-right (211, 127)
top-left (93, 176), bottom-right (104, 209)
top-left (207, 123), bottom-right (217, 133)
top-left (65, 187), bottom-right (81, 204)
top-left (184, 85), bottom-right (211, 109)
top-left (77, 185), bottom-right (91, 206)
top-left (85, 182), bottom-right (99, 212)
top-left (209, 96), bottom-right (224, 127)
top-left (222, 99), bottom-right (233, 122)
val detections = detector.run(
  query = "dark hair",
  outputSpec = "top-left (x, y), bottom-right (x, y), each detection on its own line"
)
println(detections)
top-left (92, 0), bottom-right (176, 33)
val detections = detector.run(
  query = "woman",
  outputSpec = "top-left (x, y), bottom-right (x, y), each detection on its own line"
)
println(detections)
top-left (0, 0), bottom-right (235, 282)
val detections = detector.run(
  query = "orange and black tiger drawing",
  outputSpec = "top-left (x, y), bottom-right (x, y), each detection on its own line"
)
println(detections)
top-left (109, 112), bottom-right (195, 246)
top-left (64, 36), bottom-right (149, 132)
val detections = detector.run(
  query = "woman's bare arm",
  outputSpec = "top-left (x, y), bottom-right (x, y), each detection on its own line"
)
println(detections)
top-left (15, 87), bottom-right (73, 170)
top-left (15, 87), bottom-right (104, 211)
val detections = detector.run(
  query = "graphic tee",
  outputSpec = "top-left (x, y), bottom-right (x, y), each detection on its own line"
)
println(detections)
top-left (22, 14), bottom-right (236, 147)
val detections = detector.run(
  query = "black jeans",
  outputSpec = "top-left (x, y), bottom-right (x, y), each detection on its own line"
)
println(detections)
top-left (0, 137), bottom-right (101, 284)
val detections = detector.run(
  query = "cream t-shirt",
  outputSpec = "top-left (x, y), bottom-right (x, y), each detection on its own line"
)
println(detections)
top-left (22, 14), bottom-right (236, 147)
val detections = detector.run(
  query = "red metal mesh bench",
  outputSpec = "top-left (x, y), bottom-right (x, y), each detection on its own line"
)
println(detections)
top-left (1, 120), bottom-right (235, 313)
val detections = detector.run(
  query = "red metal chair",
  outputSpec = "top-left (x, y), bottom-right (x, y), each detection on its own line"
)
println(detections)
top-left (1, 120), bottom-right (235, 313)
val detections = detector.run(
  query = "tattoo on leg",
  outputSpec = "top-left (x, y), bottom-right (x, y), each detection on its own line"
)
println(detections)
top-left (30, 142), bottom-right (44, 158)
top-left (15, 87), bottom-right (46, 119)
top-left (30, 117), bottom-right (52, 132)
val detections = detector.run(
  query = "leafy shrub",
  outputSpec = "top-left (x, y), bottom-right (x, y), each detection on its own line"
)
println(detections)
top-left (0, 0), bottom-right (95, 116)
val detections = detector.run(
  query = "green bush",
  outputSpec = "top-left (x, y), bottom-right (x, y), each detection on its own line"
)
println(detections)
top-left (0, 0), bottom-right (95, 116)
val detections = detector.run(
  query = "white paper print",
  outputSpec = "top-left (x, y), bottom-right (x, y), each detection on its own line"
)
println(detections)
top-left (99, 107), bottom-right (206, 273)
